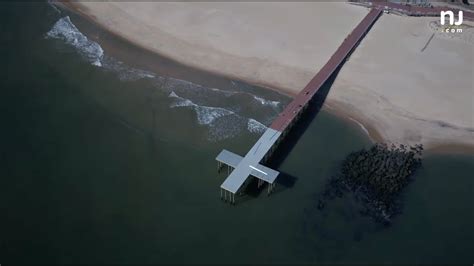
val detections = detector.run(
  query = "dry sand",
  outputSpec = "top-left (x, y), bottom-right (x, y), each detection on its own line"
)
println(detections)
top-left (328, 14), bottom-right (474, 150)
top-left (61, 1), bottom-right (474, 151)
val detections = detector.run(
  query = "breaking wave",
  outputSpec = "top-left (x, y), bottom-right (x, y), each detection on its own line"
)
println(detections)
top-left (46, 17), bottom-right (156, 82)
top-left (253, 95), bottom-right (280, 108)
top-left (47, 0), bottom-right (61, 14)
top-left (247, 118), bottom-right (268, 134)
top-left (101, 57), bottom-right (156, 81)
top-left (166, 77), bottom-right (238, 98)
top-left (169, 91), bottom-right (235, 125)
top-left (45, 16), bottom-right (281, 141)
top-left (46, 16), bottom-right (103, 67)
top-left (169, 91), bottom-right (268, 140)
top-left (166, 78), bottom-right (282, 108)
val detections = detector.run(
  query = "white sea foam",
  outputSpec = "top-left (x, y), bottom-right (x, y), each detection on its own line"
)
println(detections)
top-left (167, 77), bottom-right (281, 110)
top-left (170, 91), bottom-right (240, 141)
top-left (167, 77), bottom-right (237, 97)
top-left (169, 91), bottom-right (269, 141)
top-left (168, 91), bottom-right (180, 99)
top-left (196, 106), bottom-right (234, 125)
top-left (46, 16), bottom-right (103, 66)
top-left (44, 17), bottom-right (278, 141)
top-left (253, 95), bottom-right (280, 107)
top-left (210, 88), bottom-right (237, 97)
top-left (47, 0), bottom-right (61, 14)
top-left (247, 118), bottom-right (267, 134)
top-left (348, 117), bottom-right (370, 138)
top-left (169, 91), bottom-right (235, 125)
top-left (101, 57), bottom-right (156, 81)
top-left (46, 17), bottom-right (158, 81)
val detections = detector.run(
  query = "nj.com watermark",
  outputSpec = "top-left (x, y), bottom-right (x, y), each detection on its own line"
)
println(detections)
top-left (440, 10), bottom-right (463, 33)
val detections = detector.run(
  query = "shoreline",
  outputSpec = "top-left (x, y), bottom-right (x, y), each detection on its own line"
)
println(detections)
top-left (55, 2), bottom-right (253, 96)
top-left (56, 1), bottom-right (299, 97)
top-left (55, 1), bottom-right (474, 155)
top-left (324, 100), bottom-right (474, 156)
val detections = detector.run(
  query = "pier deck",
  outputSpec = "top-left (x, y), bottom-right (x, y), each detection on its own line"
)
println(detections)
top-left (217, 128), bottom-right (281, 203)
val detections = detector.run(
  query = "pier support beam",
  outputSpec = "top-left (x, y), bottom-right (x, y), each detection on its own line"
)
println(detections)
top-left (220, 188), bottom-right (236, 205)
top-left (267, 183), bottom-right (275, 196)
top-left (217, 161), bottom-right (222, 173)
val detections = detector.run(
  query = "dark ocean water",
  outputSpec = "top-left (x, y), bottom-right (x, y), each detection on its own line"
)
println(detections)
top-left (0, 2), bottom-right (472, 264)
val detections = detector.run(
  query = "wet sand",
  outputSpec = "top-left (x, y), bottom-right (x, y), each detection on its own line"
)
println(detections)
top-left (56, 1), bottom-right (474, 153)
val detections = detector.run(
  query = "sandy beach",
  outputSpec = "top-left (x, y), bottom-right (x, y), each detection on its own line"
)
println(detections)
top-left (58, 1), bottom-right (474, 152)
top-left (329, 13), bottom-right (474, 151)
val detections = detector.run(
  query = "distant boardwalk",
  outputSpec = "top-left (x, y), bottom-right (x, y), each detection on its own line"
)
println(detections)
top-left (362, 1), bottom-right (474, 21)
top-left (216, 8), bottom-right (383, 204)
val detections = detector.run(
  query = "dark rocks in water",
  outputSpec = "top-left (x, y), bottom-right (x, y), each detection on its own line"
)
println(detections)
top-left (318, 143), bottom-right (423, 225)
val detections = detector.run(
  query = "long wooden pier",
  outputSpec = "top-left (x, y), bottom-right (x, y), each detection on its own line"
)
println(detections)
top-left (216, 7), bottom-right (383, 204)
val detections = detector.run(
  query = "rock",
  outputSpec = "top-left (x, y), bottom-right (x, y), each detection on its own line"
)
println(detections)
top-left (317, 142), bottom-right (423, 225)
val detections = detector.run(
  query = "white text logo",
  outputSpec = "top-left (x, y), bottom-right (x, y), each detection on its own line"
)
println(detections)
top-left (440, 10), bottom-right (463, 33)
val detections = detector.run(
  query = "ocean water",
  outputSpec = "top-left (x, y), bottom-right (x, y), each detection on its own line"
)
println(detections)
top-left (0, 2), bottom-right (472, 264)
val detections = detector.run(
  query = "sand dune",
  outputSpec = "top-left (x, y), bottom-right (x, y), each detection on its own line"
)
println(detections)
top-left (61, 1), bottom-right (474, 151)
